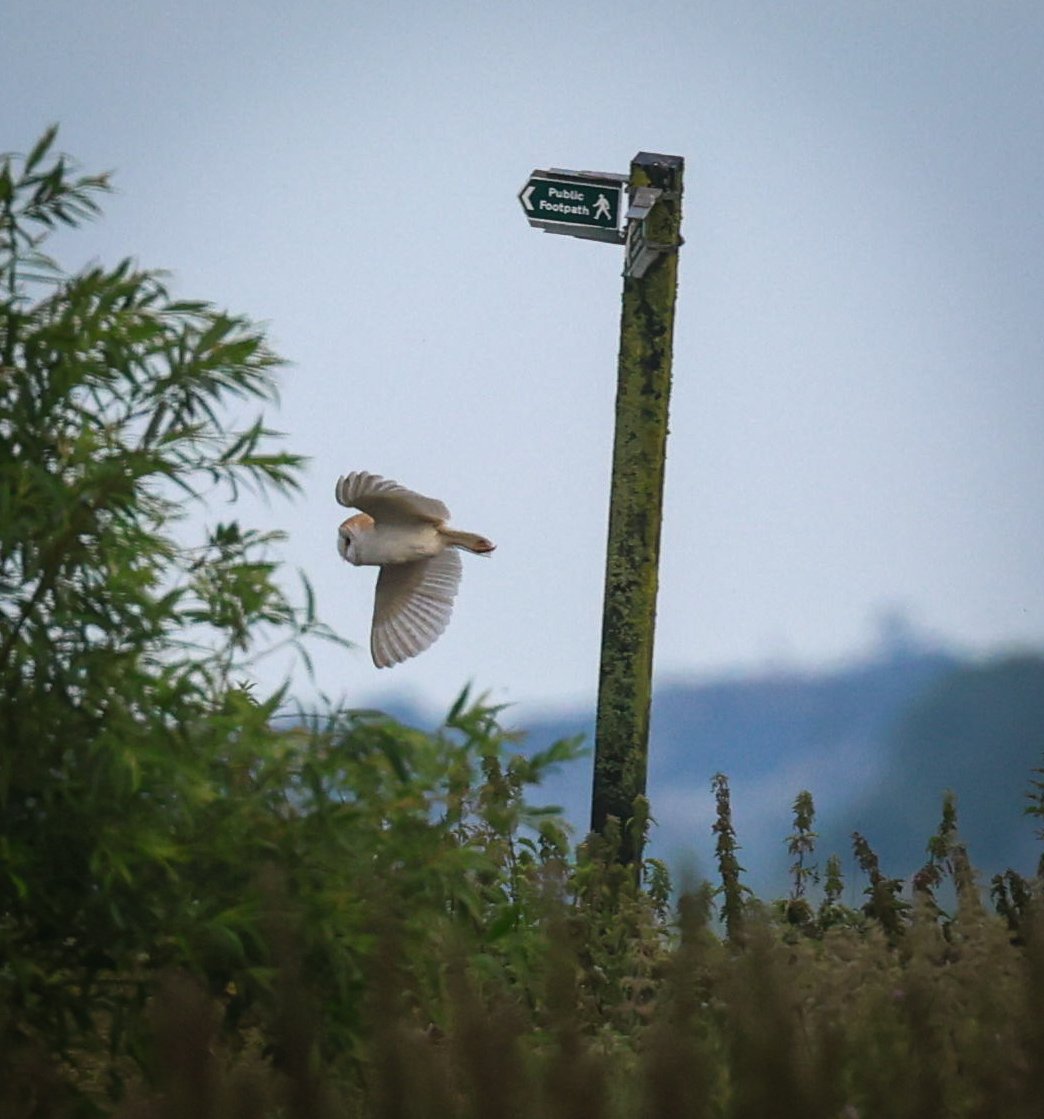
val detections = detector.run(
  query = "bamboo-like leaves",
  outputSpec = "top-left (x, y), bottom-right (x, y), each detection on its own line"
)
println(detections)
top-left (0, 131), bottom-right (326, 1025)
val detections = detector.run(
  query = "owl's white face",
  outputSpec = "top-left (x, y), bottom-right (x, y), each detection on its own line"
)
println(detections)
top-left (337, 515), bottom-right (367, 565)
top-left (337, 522), bottom-right (355, 563)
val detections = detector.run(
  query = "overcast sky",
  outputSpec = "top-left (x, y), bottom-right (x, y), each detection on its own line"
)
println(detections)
top-left (3, 1), bottom-right (1043, 718)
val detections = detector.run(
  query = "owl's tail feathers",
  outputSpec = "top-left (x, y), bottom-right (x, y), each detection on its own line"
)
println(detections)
top-left (442, 529), bottom-right (496, 555)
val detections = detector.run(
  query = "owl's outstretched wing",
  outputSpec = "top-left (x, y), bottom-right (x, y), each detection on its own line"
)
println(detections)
top-left (336, 471), bottom-right (449, 526)
top-left (370, 547), bottom-right (463, 668)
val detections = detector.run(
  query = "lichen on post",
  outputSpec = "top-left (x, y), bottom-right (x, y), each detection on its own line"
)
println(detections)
top-left (590, 152), bottom-right (684, 865)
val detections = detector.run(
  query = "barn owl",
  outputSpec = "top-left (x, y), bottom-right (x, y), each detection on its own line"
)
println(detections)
top-left (335, 471), bottom-right (495, 668)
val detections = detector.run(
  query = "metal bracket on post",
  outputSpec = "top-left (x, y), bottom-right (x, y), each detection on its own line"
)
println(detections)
top-left (624, 185), bottom-right (681, 279)
top-left (626, 185), bottom-right (663, 221)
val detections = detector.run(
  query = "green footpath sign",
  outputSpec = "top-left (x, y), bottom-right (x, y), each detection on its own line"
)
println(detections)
top-left (518, 170), bottom-right (626, 243)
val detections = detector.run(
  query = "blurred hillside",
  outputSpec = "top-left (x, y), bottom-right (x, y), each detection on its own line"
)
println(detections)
top-left (381, 638), bottom-right (1044, 898)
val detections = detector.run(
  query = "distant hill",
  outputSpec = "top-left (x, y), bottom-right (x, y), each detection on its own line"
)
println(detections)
top-left (378, 645), bottom-right (1044, 898)
top-left (840, 653), bottom-right (1044, 879)
top-left (501, 647), bottom-right (1044, 896)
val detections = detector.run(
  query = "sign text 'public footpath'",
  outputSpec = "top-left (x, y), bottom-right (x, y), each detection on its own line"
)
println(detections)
top-left (518, 170), bottom-right (626, 244)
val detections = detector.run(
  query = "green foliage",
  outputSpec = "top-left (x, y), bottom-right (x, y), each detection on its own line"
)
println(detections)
top-left (852, 830), bottom-right (910, 941)
top-left (816, 852), bottom-right (859, 930)
top-left (780, 789), bottom-right (818, 930)
top-left (0, 134), bottom-right (359, 1077)
top-left (710, 773), bottom-right (750, 942)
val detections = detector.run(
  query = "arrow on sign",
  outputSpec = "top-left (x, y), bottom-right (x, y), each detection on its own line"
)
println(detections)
top-left (521, 184), bottom-right (537, 211)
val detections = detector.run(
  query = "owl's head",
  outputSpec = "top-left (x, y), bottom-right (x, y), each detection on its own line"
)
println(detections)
top-left (338, 513), bottom-right (374, 565)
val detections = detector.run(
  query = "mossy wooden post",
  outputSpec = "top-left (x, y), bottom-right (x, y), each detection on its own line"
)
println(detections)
top-left (590, 152), bottom-right (684, 864)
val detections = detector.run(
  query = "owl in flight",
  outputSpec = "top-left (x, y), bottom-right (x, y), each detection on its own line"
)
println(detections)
top-left (335, 471), bottom-right (495, 668)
